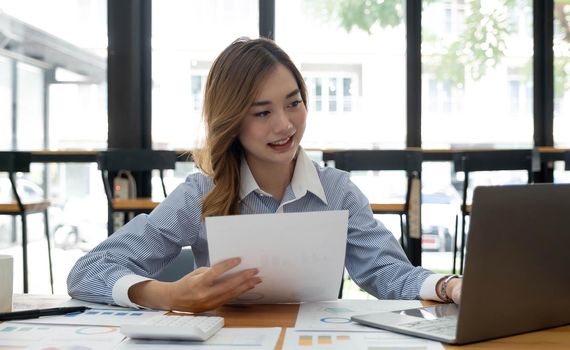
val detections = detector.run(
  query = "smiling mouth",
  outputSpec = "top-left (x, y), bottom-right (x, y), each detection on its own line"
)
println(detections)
top-left (268, 133), bottom-right (295, 146)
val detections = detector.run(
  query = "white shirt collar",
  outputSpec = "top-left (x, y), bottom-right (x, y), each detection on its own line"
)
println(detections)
top-left (239, 148), bottom-right (328, 205)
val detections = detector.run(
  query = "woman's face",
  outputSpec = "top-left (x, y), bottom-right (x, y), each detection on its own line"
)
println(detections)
top-left (239, 63), bottom-right (307, 170)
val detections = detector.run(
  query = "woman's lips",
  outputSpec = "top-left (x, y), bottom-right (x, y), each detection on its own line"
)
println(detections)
top-left (269, 135), bottom-right (292, 146)
top-left (268, 133), bottom-right (295, 150)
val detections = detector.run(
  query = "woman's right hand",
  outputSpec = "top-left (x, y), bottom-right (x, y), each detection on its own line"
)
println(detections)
top-left (168, 257), bottom-right (261, 313)
top-left (128, 258), bottom-right (261, 313)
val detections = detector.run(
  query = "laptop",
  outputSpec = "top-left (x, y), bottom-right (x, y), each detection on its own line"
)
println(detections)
top-left (351, 184), bottom-right (570, 344)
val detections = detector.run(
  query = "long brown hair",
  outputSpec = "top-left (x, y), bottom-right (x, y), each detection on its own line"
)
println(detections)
top-left (193, 37), bottom-right (307, 219)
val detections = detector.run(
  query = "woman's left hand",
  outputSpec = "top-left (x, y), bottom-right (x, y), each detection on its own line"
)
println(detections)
top-left (447, 278), bottom-right (462, 304)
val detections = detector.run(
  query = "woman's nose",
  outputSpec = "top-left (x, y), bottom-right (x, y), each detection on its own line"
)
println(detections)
top-left (272, 110), bottom-right (293, 133)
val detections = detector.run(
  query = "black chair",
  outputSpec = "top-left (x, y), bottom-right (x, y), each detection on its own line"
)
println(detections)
top-left (0, 152), bottom-right (53, 293)
top-left (155, 248), bottom-right (195, 282)
top-left (323, 150), bottom-right (423, 261)
top-left (452, 149), bottom-right (537, 274)
top-left (97, 150), bottom-right (177, 236)
top-left (324, 150), bottom-right (423, 299)
top-left (565, 151), bottom-right (570, 172)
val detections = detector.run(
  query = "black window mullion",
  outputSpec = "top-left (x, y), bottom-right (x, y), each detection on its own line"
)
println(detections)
top-left (406, 0), bottom-right (422, 267)
top-left (533, 0), bottom-right (554, 182)
top-left (407, 0), bottom-right (422, 149)
top-left (107, 0), bottom-right (152, 151)
top-left (259, 0), bottom-right (275, 40)
top-left (107, 0), bottom-right (152, 196)
top-left (533, 0), bottom-right (554, 148)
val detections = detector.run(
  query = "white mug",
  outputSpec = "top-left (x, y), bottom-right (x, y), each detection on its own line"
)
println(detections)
top-left (0, 255), bottom-right (14, 313)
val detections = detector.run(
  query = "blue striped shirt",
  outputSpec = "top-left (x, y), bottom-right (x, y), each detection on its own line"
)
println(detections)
top-left (67, 149), bottom-right (442, 307)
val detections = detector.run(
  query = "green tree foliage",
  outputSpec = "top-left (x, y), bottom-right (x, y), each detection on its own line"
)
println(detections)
top-left (308, 0), bottom-right (570, 97)
top-left (306, 0), bottom-right (408, 31)
top-left (554, 1), bottom-right (570, 98)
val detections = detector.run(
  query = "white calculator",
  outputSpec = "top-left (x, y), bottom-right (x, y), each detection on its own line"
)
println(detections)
top-left (120, 315), bottom-right (224, 341)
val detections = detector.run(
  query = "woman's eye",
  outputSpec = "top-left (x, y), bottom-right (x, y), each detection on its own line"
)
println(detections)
top-left (289, 100), bottom-right (303, 108)
top-left (254, 111), bottom-right (270, 117)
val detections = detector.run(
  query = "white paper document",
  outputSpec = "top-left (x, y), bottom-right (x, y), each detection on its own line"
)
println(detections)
top-left (61, 298), bottom-right (143, 311)
top-left (12, 294), bottom-right (72, 311)
top-left (115, 327), bottom-right (281, 350)
top-left (283, 328), bottom-right (444, 350)
top-left (0, 322), bottom-right (125, 349)
top-left (295, 299), bottom-right (423, 332)
top-left (207, 210), bottom-right (349, 304)
top-left (13, 307), bottom-right (166, 326)
top-left (12, 294), bottom-right (140, 313)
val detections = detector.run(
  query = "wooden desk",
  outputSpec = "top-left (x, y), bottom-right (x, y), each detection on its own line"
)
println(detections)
top-left (537, 146), bottom-right (568, 162)
top-left (213, 304), bottom-right (298, 349)
top-left (215, 304), bottom-right (570, 350)
top-left (9, 295), bottom-right (570, 349)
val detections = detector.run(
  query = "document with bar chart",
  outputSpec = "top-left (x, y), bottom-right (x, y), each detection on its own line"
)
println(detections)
top-left (12, 307), bottom-right (166, 326)
top-left (115, 327), bottom-right (281, 350)
top-left (0, 322), bottom-right (125, 349)
top-left (283, 329), bottom-right (444, 350)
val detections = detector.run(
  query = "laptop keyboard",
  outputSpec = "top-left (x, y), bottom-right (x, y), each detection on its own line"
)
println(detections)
top-left (400, 317), bottom-right (457, 338)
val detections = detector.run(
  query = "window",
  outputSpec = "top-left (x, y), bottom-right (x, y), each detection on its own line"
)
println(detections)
top-left (424, 0), bottom-right (466, 41)
top-left (0, 57), bottom-right (12, 149)
top-left (0, 0), bottom-right (108, 150)
top-left (190, 73), bottom-right (207, 112)
top-left (421, 0), bottom-right (534, 273)
top-left (343, 78), bottom-right (353, 112)
top-left (304, 71), bottom-right (357, 114)
top-left (422, 0), bottom-right (534, 148)
top-left (152, 0), bottom-right (258, 150)
top-left (508, 77), bottom-right (532, 117)
top-left (305, 77), bottom-right (323, 112)
top-left (508, 0), bottom-right (532, 36)
top-left (509, 80), bottom-right (521, 114)
top-left (0, 1), bottom-right (108, 293)
top-left (424, 77), bottom-right (464, 115)
top-left (328, 78), bottom-right (337, 112)
top-left (0, 0), bottom-right (107, 57)
top-left (277, 0), bottom-right (406, 149)
top-left (16, 63), bottom-right (44, 150)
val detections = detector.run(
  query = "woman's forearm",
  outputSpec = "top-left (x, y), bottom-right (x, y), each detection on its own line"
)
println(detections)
top-left (128, 280), bottom-right (174, 310)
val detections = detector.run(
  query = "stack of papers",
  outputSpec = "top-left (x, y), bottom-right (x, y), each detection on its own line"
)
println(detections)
top-left (0, 321), bottom-right (281, 350)
top-left (1, 298), bottom-right (281, 350)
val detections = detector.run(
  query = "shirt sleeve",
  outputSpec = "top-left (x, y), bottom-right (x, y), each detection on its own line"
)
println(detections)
top-left (66, 174), bottom-right (205, 306)
top-left (419, 273), bottom-right (445, 302)
top-left (341, 175), bottom-right (436, 300)
top-left (112, 275), bottom-right (153, 308)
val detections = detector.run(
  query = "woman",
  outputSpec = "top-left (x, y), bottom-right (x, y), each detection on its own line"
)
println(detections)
top-left (68, 37), bottom-right (462, 312)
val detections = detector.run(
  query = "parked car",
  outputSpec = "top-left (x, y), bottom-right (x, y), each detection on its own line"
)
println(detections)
top-left (422, 224), bottom-right (452, 252)
top-left (0, 177), bottom-right (45, 203)
top-left (52, 196), bottom-right (107, 251)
